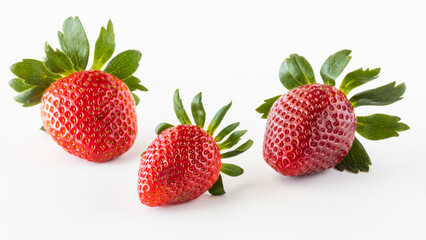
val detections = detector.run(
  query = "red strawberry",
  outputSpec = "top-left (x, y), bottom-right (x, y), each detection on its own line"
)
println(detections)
top-left (264, 84), bottom-right (356, 176)
top-left (257, 50), bottom-right (408, 176)
top-left (138, 90), bottom-right (253, 207)
top-left (40, 70), bottom-right (137, 162)
top-left (139, 125), bottom-right (221, 206)
top-left (9, 17), bottom-right (147, 162)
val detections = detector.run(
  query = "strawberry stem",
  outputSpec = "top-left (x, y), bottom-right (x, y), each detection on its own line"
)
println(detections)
top-left (91, 20), bottom-right (115, 70)
top-left (206, 102), bottom-right (232, 136)
top-left (220, 140), bottom-right (253, 158)
top-left (279, 53), bottom-right (315, 91)
top-left (44, 42), bottom-right (76, 76)
top-left (58, 17), bottom-right (90, 71)
top-left (339, 68), bottom-right (380, 95)
top-left (320, 49), bottom-right (352, 86)
top-left (191, 92), bottom-right (206, 128)
top-left (350, 82), bottom-right (406, 108)
top-left (155, 123), bottom-right (174, 135)
top-left (214, 122), bottom-right (240, 142)
top-left (173, 89), bottom-right (192, 125)
top-left (218, 130), bottom-right (247, 150)
top-left (334, 137), bottom-right (371, 173)
top-left (208, 174), bottom-right (226, 195)
top-left (356, 114), bottom-right (409, 140)
top-left (221, 163), bottom-right (244, 176)
top-left (256, 95), bottom-right (281, 119)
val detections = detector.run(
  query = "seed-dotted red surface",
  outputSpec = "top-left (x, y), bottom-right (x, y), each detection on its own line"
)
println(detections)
top-left (138, 125), bottom-right (221, 207)
top-left (40, 70), bottom-right (137, 162)
top-left (263, 84), bottom-right (356, 176)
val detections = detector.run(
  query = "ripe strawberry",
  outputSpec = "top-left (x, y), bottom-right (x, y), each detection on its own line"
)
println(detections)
top-left (40, 70), bottom-right (137, 162)
top-left (264, 84), bottom-right (356, 176)
top-left (138, 90), bottom-right (253, 207)
top-left (9, 17), bottom-right (147, 162)
top-left (257, 50), bottom-right (408, 176)
top-left (139, 125), bottom-right (221, 206)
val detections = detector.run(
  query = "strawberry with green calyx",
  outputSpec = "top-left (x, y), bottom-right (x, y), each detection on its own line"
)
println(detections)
top-left (138, 90), bottom-right (253, 207)
top-left (9, 17), bottom-right (147, 162)
top-left (257, 50), bottom-right (408, 176)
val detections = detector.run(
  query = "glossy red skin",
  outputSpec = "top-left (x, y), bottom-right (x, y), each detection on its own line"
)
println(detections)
top-left (40, 70), bottom-right (137, 162)
top-left (263, 83), bottom-right (356, 176)
top-left (138, 125), bottom-right (221, 207)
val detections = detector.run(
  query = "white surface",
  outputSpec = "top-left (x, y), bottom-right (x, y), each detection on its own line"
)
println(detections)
top-left (0, 0), bottom-right (425, 239)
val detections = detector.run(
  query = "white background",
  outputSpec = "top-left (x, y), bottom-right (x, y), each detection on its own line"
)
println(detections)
top-left (0, 0), bottom-right (425, 239)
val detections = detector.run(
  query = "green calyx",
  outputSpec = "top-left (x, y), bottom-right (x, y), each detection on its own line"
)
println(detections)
top-left (256, 95), bottom-right (281, 119)
top-left (155, 89), bottom-right (253, 196)
top-left (334, 137), bottom-right (371, 173)
top-left (257, 49), bottom-right (409, 174)
top-left (9, 16), bottom-right (147, 108)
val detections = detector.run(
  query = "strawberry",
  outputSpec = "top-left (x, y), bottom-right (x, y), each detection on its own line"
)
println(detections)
top-left (9, 17), bottom-right (147, 162)
top-left (257, 50), bottom-right (408, 176)
top-left (263, 84), bottom-right (357, 176)
top-left (138, 90), bottom-right (253, 207)
top-left (40, 70), bottom-right (138, 161)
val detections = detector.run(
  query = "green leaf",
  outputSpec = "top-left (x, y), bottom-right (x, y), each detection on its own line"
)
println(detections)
top-left (132, 93), bottom-right (140, 106)
top-left (10, 59), bottom-right (62, 87)
top-left (58, 16), bottom-right (90, 71)
top-left (221, 140), bottom-right (253, 159)
top-left (173, 89), bottom-right (192, 125)
top-left (320, 49), bottom-right (352, 86)
top-left (356, 114), bottom-right (409, 140)
top-left (334, 137), bottom-right (371, 173)
top-left (9, 78), bottom-right (33, 92)
top-left (339, 68), bottom-right (380, 95)
top-left (350, 82), bottom-right (406, 108)
top-left (218, 130), bottom-right (247, 150)
top-left (208, 174), bottom-right (226, 195)
top-left (256, 95), bottom-right (281, 119)
top-left (191, 92), bottom-right (206, 128)
top-left (104, 50), bottom-right (142, 80)
top-left (155, 123), bottom-right (174, 135)
top-left (221, 163), bottom-right (244, 177)
top-left (40, 126), bottom-right (46, 131)
top-left (14, 86), bottom-right (46, 107)
top-left (44, 42), bottom-right (75, 75)
top-left (279, 53), bottom-right (315, 90)
top-left (91, 20), bottom-right (115, 70)
top-left (121, 75), bottom-right (148, 92)
top-left (206, 102), bottom-right (232, 136)
top-left (214, 122), bottom-right (240, 142)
